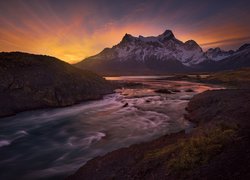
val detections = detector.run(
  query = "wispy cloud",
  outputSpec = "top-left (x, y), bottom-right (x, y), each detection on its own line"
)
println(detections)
top-left (0, 0), bottom-right (249, 63)
top-left (201, 37), bottom-right (250, 47)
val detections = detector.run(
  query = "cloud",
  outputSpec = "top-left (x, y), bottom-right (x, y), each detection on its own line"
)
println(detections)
top-left (0, 0), bottom-right (249, 63)
top-left (201, 37), bottom-right (250, 46)
top-left (200, 36), bottom-right (250, 51)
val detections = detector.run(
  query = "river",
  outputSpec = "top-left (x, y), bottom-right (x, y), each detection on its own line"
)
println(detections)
top-left (0, 77), bottom-right (221, 179)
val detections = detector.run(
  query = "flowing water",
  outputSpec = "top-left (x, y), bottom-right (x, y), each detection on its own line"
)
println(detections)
top-left (0, 77), bottom-right (221, 179)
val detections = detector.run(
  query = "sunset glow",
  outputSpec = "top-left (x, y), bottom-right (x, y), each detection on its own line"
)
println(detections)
top-left (1, 0), bottom-right (250, 63)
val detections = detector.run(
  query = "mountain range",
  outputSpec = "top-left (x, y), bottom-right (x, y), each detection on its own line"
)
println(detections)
top-left (76, 29), bottom-right (250, 75)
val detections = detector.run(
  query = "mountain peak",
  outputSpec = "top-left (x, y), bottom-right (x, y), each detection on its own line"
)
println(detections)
top-left (205, 47), bottom-right (235, 61)
top-left (184, 40), bottom-right (202, 51)
top-left (162, 29), bottom-right (174, 37)
top-left (207, 47), bottom-right (222, 53)
top-left (121, 33), bottom-right (135, 43)
top-left (158, 29), bottom-right (175, 41)
top-left (238, 43), bottom-right (250, 52)
top-left (214, 47), bottom-right (221, 51)
top-left (185, 40), bottom-right (199, 46)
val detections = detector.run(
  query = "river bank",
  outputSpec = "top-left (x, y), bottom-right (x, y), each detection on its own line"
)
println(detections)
top-left (68, 87), bottom-right (250, 179)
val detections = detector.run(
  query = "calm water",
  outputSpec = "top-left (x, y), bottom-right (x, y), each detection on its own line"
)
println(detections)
top-left (0, 77), bottom-right (221, 179)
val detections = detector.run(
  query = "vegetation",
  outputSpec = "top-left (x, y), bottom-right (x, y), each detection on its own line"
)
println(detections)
top-left (145, 123), bottom-right (238, 173)
top-left (206, 68), bottom-right (250, 85)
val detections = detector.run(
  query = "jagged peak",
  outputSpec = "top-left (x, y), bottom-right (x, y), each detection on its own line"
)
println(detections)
top-left (162, 29), bottom-right (174, 37)
top-left (238, 43), bottom-right (250, 52)
top-left (206, 47), bottom-right (222, 53)
top-left (123, 33), bottom-right (133, 38)
top-left (214, 47), bottom-right (221, 51)
top-left (207, 48), bottom-right (214, 51)
top-left (121, 33), bottom-right (135, 43)
top-left (158, 29), bottom-right (175, 42)
top-left (120, 29), bottom-right (176, 44)
top-left (101, 47), bottom-right (111, 53)
top-left (185, 40), bottom-right (199, 46)
top-left (184, 40), bottom-right (202, 51)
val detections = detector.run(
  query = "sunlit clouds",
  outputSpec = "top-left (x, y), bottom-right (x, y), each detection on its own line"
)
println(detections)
top-left (0, 0), bottom-right (250, 63)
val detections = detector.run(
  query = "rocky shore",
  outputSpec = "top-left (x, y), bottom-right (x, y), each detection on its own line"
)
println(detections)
top-left (0, 52), bottom-right (114, 117)
top-left (67, 88), bottom-right (250, 180)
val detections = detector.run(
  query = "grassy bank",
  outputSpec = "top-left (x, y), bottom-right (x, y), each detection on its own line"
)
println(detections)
top-left (145, 123), bottom-right (237, 175)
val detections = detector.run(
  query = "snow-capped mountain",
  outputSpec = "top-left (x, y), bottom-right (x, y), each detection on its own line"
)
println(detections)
top-left (76, 30), bottom-right (250, 75)
top-left (111, 30), bottom-right (207, 66)
top-left (200, 43), bottom-right (250, 71)
top-left (205, 48), bottom-right (234, 61)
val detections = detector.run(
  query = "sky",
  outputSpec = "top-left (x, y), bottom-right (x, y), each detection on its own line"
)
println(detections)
top-left (0, 0), bottom-right (250, 63)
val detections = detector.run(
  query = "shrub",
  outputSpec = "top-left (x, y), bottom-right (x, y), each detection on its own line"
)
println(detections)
top-left (145, 123), bottom-right (237, 173)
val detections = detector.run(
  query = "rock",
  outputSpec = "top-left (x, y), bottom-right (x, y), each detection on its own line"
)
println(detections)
top-left (155, 89), bottom-right (173, 94)
top-left (170, 89), bottom-right (181, 92)
top-left (0, 52), bottom-right (114, 117)
top-left (185, 88), bottom-right (194, 92)
top-left (186, 89), bottom-right (250, 127)
top-left (122, 103), bottom-right (129, 107)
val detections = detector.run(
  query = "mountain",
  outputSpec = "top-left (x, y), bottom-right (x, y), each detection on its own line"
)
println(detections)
top-left (198, 43), bottom-right (250, 71)
top-left (205, 47), bottom-right (234, 61)
top-left (0, 52), bottom-right (113, 117)
top-left (76, 30), bottom-right (206, 75)
top-left (214, 44), bottom-right (250, 70)
top-left (76, 30), bottom-right (250, 75)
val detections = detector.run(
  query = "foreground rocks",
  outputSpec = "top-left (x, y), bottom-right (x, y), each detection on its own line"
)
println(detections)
top-left (0, 52), bottom-right (113, 117)
top-left (184, 89), bottom-right (250, 179)
top-left (67, 89), bottom-right (250, 180)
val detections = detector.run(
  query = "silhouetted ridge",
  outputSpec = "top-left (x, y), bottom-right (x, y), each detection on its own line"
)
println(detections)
top-left (0, 52), bottom-right (113, 117)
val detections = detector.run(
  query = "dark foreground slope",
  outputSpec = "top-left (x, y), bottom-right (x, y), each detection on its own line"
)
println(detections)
top-left (68, 89), bottom-right (250, 180)
top-left (0, 52), bottom-right (113, 117)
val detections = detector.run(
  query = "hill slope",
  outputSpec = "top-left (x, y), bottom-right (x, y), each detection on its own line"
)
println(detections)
top-left (0, 52), bottom-right (113, 117)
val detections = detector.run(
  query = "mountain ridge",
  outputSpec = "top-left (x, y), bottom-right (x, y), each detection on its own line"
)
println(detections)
top-left (76, 30), bottom-right (250, 75)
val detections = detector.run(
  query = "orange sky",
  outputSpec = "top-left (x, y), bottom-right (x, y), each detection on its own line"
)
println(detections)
top-left (0, 0), bottom-right (250, 63)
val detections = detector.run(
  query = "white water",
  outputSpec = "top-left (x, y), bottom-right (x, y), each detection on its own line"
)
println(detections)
top-left (0, 78), bottom-right (221, 179)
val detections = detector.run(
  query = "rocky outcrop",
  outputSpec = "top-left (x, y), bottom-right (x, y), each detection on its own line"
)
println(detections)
top-left (0, 52), bottom-right (113, 117)
top-left (67, 89), bottom-right (250, 180)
